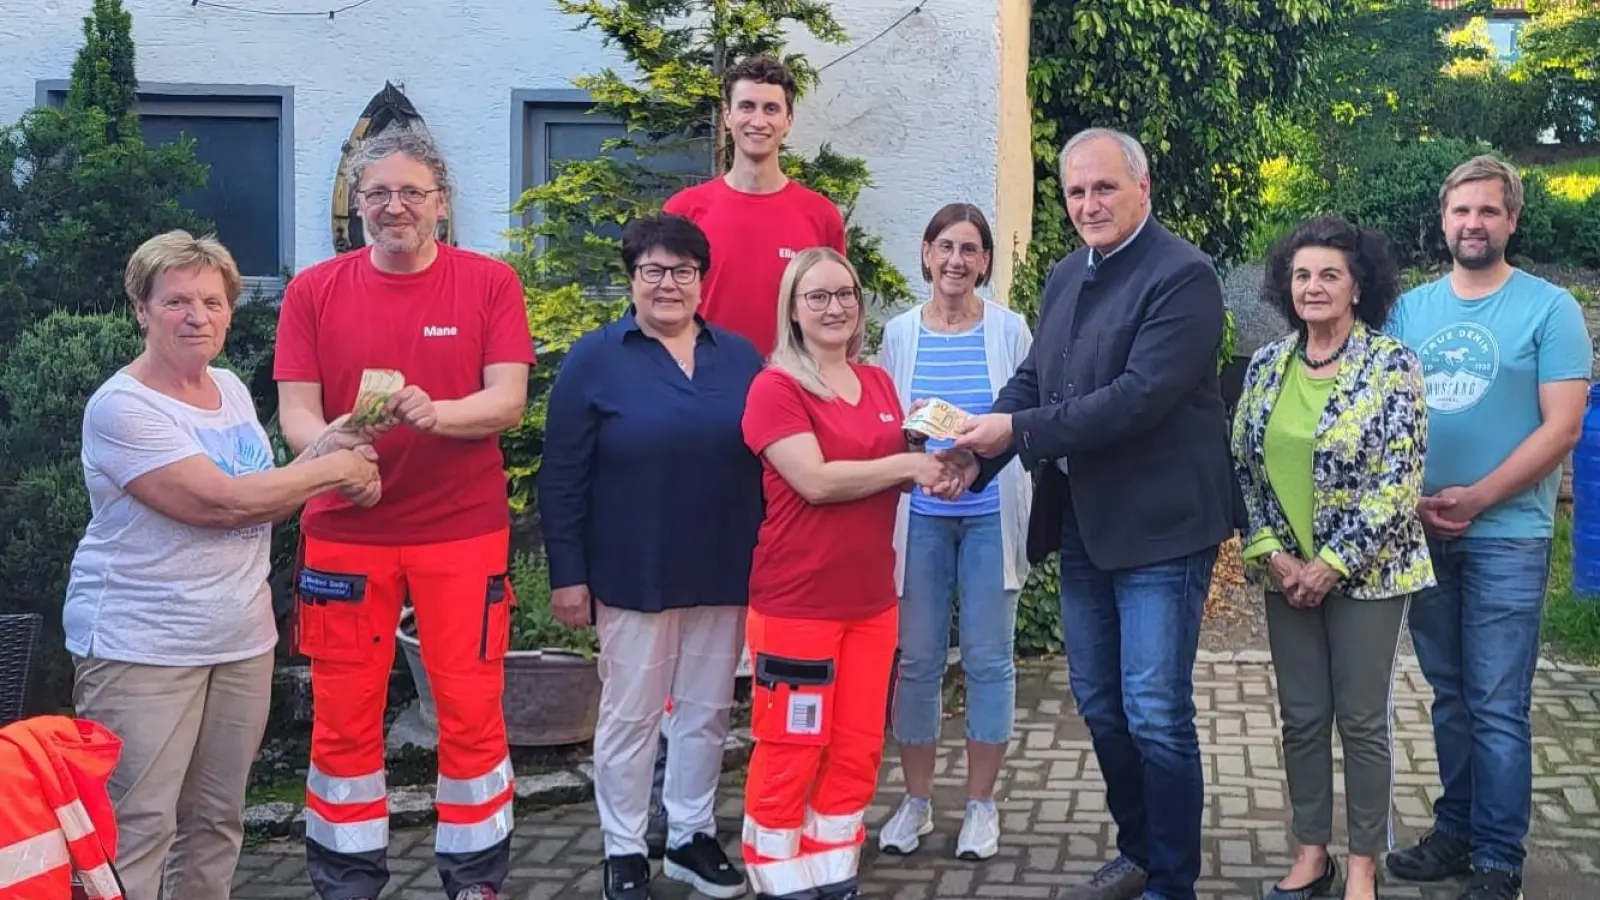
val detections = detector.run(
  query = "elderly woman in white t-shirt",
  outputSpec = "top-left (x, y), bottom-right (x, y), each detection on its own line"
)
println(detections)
top-left (63, 230), bottom-right (382, 900)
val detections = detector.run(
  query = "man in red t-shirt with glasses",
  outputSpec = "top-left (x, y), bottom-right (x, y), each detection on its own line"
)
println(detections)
top-left (273, 130), bottom-right (534, 900)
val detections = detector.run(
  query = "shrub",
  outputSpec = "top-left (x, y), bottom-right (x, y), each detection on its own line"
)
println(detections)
top-left (1325, 137), bottom-right (1489, 268)
top-left (501, 284), bottom-right (626, 517)
top-left (507, 550), bottom-right (598, 657)
top-left (1430, 68), bottom-right (1550, 153)
top-left (0, 310), bottom-right (142, 479)
top-left (1549, 193), bottom-right (1600, 269)
top-left (0, 459), bottom-right (91, 712)
top-left (1015, 557), bottom-right (1063, 657)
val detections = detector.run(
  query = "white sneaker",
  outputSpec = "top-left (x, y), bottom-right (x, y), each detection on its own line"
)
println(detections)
top-left (877, 796), bottom-right (933, 855)
top-left (955, 801), bottom-right (999, 860)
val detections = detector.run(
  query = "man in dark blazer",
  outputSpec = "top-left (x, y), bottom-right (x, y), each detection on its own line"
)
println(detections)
top-left (950, 127), bottom-right (1234, 900)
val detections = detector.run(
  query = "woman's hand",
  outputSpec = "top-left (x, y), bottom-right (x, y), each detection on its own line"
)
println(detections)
top-left (902, 452), bottom-right (947, 489)
top-left (551, 584), bottom-right (592, 629)
top-left (1267, 551), bottom-right (1304, 598)
top-left (304, 414), bottom-right (390, 459)
top-left (1290, 558), bottom-right (1340, 609)
top-left (333, 445), bottom-right (382, 508)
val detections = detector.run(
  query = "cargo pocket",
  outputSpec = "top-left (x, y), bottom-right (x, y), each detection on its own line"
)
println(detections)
top-left (751, 652), bottom-right (836, 746)
top-left (293, 567), bottom-right (374, 663)
top-left (479, 574), bottom-right (514, 661)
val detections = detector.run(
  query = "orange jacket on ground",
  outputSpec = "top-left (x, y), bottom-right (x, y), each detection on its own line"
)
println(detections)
top-left (0, 716), bottom-right (124, 900)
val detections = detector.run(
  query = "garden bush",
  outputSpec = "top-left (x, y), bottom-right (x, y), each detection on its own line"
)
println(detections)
top-left (1324, 137), bottom-right (1488, 268)
top-left (1430, 68), bottom-right (1549, 153)
top-left (0, 459), bottom-right (91, 712)
top-left (0, 310), bottom-right (141, 480)
top-left (0, 310), bottom-right (142, 710)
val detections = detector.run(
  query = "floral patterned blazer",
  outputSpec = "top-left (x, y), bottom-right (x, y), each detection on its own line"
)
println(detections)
top-left (1231, 321), bottom-right (1435, 600)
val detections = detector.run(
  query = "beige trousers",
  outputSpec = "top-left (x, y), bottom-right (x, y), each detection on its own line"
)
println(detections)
top-left (73, 651), bottom-right (274, 900)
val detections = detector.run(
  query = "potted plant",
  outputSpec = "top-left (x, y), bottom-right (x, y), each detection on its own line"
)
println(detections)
top-left (398, 550), bottom-right (602, 746)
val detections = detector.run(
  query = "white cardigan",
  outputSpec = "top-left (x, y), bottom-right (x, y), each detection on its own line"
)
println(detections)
top-left (878, 300), bottom-right (1035, 595)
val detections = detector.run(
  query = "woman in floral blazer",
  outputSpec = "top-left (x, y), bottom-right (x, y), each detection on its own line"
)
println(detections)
top-left (1232, 215), bottom-right (1434, 900)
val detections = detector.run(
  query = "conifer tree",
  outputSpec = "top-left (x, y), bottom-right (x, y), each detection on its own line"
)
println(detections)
top-left (0, 0), bottom-right (208, 346)
top-left (501, 0), bottom-right (911, 513)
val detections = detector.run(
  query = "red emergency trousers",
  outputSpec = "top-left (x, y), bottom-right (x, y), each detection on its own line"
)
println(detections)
top-left (741, 605), bottom-right (898, 898)
top-left (0, 716), bottom-right (124, 899)
top-left (295, 528), bottom-right (515, 900)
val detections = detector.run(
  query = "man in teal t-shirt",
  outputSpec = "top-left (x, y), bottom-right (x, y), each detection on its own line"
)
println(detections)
top-left (1385, 155), bottom-right (1592, 900)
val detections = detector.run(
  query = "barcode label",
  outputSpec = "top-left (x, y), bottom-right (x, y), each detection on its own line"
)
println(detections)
top-left (787, 693), bottom-right (822, 735)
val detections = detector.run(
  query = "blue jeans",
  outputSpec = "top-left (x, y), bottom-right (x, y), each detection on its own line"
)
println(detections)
top-left (893, 512), bottom-right (1019, 746)
top-left (1410, 537), bottom-right (1550, 875)
top-left (1057, 502), bottom-right (1213, 900)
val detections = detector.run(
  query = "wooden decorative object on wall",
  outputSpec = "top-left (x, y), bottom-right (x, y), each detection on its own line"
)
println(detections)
top-left (332, 82), bottom-right (455, 254)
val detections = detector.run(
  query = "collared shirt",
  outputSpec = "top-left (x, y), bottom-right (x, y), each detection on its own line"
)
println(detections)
top-left (1086, 213), bottom-right (1151, 275)
top-left (538, 310), bottom-right (766, 613)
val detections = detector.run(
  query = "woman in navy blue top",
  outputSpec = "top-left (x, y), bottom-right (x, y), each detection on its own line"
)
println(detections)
top-left (537, 214), bottom-right (763, 900)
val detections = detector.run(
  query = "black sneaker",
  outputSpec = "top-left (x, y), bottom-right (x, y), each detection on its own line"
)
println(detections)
top-left (1386, 829), bottom-right (1472, 882)
top-left (1461, 868), bottom-right (1523, 900)
top-left (663, 833), bottom-right (746, 899)
top-left (603, 853), bottom-right (652, 900)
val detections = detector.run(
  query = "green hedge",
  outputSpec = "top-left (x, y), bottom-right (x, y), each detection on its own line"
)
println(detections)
top-left (1254, 140), bottom-right (1600, 270)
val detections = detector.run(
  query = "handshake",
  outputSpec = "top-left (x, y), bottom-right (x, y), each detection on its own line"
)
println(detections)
top-left (899, 397), bottom-right (1014, 501)
top-left (903, 446), bottom-right (979, 501)
top-left (297, 369), bottom-right (444, 509)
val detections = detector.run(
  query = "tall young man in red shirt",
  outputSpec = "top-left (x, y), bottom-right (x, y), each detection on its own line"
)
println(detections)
top-left (273, 130), bottom-right (535, 900)
top-left (648, 52), bottom-right (850, 861)
top-left (663, 54), bottom-right (847, 356)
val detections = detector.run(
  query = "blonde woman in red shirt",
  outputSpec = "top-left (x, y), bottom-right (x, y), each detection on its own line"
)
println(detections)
top-left (739, 247), bottom-right (966, 899)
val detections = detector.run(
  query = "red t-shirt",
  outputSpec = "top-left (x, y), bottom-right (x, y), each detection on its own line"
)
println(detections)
top-left (741, 364), bottom-right (905, 620)
top-left (273, 244), bottom-right (536, 545)
top-left (663, 178), bottom-right (846, 357)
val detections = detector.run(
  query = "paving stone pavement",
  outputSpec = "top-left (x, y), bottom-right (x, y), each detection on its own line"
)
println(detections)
top-left (233, 657), bottom-right (1600, 899)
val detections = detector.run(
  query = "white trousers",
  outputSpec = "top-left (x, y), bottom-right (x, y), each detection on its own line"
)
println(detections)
top-left (594, 600), bottom-right (746, 858)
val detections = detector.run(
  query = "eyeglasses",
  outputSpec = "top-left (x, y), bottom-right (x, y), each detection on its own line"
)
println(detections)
top-left (358, 187), bottom-right (444, 207)
top-left (634, 263), bottom-right (701, 285)
top-left (801, 287), bottom-right (861, 311)
top-left (931, 239), bottom-right (986, 260)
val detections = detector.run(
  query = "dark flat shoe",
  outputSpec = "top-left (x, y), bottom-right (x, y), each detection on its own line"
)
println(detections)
top-left (1265, 855), bottom-right (1339, 899)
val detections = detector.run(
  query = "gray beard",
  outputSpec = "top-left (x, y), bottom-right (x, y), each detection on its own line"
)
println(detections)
top-left (371, 224), bottom-right (426, 255)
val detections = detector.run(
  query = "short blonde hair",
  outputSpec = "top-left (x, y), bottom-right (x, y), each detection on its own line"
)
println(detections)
top-left (770, 247), bottom-right (865, 399)
top-left (124, 230), bottom-right (243, 309)
top-left (1440, 155), bottom-right (1524, 218)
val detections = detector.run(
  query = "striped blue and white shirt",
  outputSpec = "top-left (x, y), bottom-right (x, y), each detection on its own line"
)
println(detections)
top-left (909, 320), bottom-right (1000, 517)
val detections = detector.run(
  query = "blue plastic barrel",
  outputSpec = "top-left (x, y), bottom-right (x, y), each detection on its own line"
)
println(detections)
top-left (1570, 383), bottom-right (1600, 597)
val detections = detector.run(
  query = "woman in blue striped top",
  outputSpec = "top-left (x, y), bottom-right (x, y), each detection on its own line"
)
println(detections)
top-left (875, 203), bottom-right (1035, 861)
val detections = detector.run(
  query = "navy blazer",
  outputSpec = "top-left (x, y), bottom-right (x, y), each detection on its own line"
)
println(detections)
top-left (975, 218), bottom-right (1236, 571)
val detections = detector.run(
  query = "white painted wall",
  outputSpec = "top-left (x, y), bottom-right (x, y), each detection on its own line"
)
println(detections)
top-left (0, 0), bottom-right (1005, 296)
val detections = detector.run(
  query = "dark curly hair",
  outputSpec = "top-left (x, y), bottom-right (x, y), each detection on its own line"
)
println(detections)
top-left (1262, 215), bottom-right (1401, 335)
top-left (722, 55), bottom-right (798, 113)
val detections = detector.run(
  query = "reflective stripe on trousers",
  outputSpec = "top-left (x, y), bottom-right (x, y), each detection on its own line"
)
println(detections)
top-left (435, 756), bottom-right (516, 854)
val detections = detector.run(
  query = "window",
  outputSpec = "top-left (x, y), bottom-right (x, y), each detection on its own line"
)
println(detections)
top-left (511, 90), bottom-right (713, 284)
top-left (36, 82), bottom-right (294, 293)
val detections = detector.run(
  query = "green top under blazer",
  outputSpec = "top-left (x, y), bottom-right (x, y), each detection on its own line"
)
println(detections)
top-left (1231, 320), bottom-right (1437, 600)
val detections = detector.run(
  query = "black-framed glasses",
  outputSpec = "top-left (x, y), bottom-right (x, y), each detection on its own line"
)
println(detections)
top-left (801, 287), bottom-right (860, 311)
top-left (634, 263), bottom-right (701, 285)
top-left (359, 187), bottom-right (444, 207)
